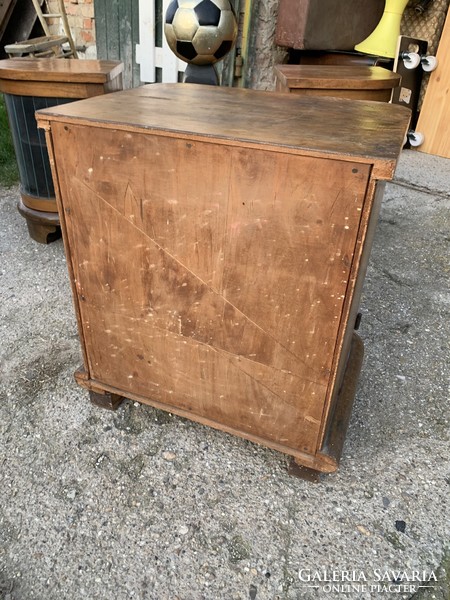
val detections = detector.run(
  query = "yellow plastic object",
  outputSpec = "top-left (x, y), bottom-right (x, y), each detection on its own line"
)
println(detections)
top-left (355, 0), bottom-right (409, 58)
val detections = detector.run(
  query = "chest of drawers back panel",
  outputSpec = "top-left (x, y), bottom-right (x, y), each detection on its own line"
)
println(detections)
top-left (37, 84), bottom-right (410, 474)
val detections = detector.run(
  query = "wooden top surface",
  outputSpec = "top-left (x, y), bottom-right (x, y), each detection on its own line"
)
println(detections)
top-left (274, 65), bottom-right (401, 90)
top-left (0, 58), bottom-right (123, 83)
top-left (37, 83), bottom-right (410, 179)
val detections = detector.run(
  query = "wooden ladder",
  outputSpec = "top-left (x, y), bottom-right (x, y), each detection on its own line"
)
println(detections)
top-left (5, 0), bottom-right (78, 58)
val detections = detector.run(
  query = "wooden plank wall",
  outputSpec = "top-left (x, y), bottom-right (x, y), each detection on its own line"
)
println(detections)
top-left (94, 0), bottom-right (141, 89)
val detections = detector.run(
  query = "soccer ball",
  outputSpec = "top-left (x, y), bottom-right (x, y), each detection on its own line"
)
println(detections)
top-left (164, 0), bottom-right (238, 66)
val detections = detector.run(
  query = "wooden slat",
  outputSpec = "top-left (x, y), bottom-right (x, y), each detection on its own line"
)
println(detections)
top-left (93, 0), bottom-right (108, 59)
top-left (106, 0), bottom-right (121, 63)
top-left (119, 0), bottom-right (133, 87)
top-left (37, 83), bottom-right (410, 180)
top-left (130, 0), bottom-right (141, 87)
top-left (94, 0), bottom-right (138, 89)
top-left (416, 10), bottom-right (450, 158)
top-left (118, 0), bottom-right (130, 85)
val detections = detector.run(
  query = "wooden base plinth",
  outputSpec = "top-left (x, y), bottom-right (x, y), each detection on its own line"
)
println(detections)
top-left (89, 390), bottom-right (124, 410)
top-left (287, 461), bottom-right (323, 482)
top-left (320, 332), bottom-right (364, 462)
top-left (75, 368), bottom-right (124, 410)
top-left (75, 332), bottom-right (364, 479)
top-left (288, 332), bottom-right (364, 480)
top-left (17, 198), bottom-right (61, 244)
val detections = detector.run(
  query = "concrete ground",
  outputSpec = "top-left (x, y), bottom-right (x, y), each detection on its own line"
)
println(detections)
top-left (0, 150), bottom-right (449, 600)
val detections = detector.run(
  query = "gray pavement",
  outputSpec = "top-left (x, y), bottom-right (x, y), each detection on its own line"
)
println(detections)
top-left (0, 150), bottom-right (449, 600)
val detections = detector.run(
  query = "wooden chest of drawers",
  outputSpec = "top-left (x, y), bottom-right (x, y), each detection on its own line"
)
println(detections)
top-left (37, 84), bottom-right (409, 476)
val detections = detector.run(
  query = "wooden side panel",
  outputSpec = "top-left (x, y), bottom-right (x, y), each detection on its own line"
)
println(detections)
top-left (318, 179), bottom-right (381, 449)
top-left (416, 10), bottom-right (450, 158)
top-left (51, 123), bottom-right (370, 455)
top-left (0, 80), bottom-right (107, 98)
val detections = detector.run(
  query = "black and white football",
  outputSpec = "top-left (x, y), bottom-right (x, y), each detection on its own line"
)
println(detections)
top-left (165, 0), bottom-right (238, 66)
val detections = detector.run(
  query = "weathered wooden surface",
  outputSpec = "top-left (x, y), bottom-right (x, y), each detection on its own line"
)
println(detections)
top-left (0, 58), bottom-right (123, 82)
top-left (38, 83), bottom-right (409, 473)
top-left (0, 58), bottom-right (123, 97)
top-left (38, 83), bottom-right (410, 180)
top-left (94, 0), bottom-right (140, 89)
top-left (275, 65), bottom-right (400, 90)
top-left (274, 65), bottom-right (400, 102)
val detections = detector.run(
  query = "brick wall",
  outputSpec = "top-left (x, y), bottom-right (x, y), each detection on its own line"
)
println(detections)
top-left (46, 0), bottom-right (97, 58)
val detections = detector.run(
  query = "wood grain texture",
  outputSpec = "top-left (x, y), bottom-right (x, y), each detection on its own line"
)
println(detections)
top-left (274, 65), bottom-right (400, 90)
top-left (94, 0), bottom-right (141, 89)
top-left (0, 58), bottom-right (124, 83)
top-left (50, 121), bottom-right (370, 457)
top-left (0, 79), bottom-right (108, 98)
top-left (416, 10), bottom-right (450, 158)
top-left (0, 58), bottom-right (124, 98)
top-left (37, 83), bottom-right (410, 180)
top-left (274, 86), bottom-right (394, 102)
top-left (317, 179), bottom-right (382, 446)
top-left (40, 84), bottom-right (408, 473)
top-left (274, 65), bottom-right (400, 102)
